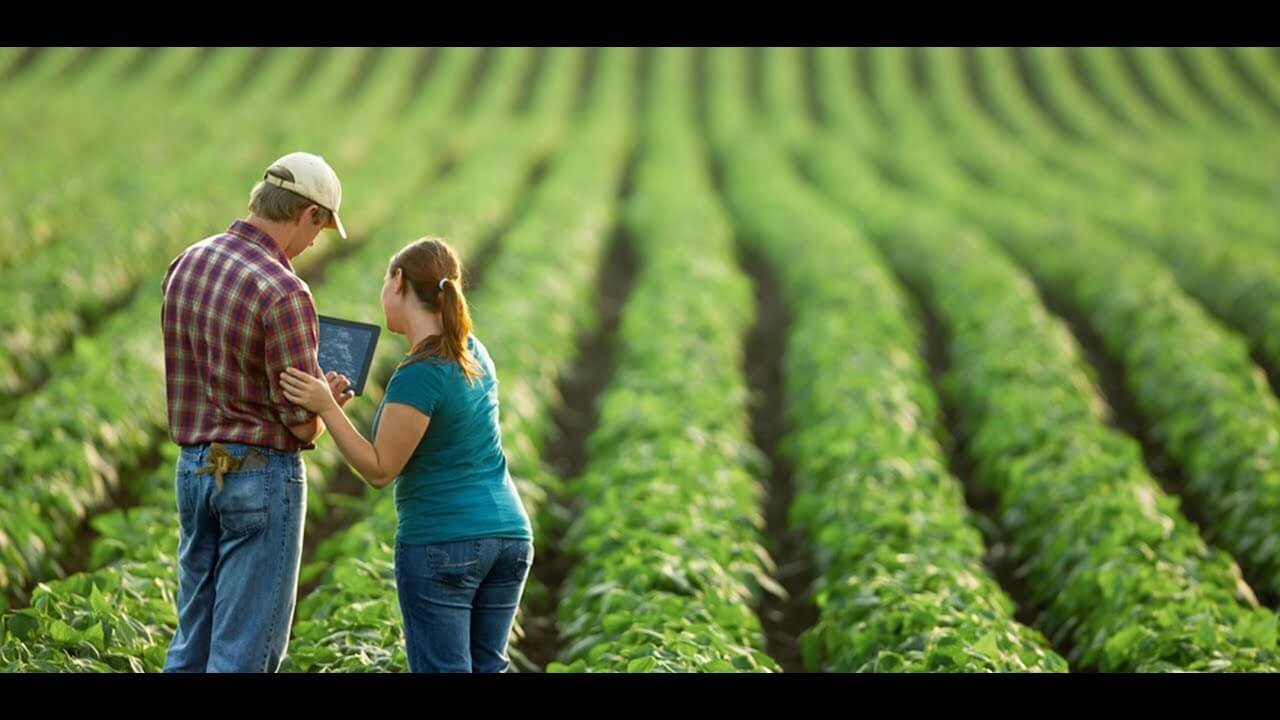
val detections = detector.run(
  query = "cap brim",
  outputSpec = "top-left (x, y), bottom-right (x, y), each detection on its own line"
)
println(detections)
top-left (328, 212), bottom-right (348, 240)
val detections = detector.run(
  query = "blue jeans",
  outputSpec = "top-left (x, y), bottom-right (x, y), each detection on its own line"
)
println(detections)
top-left (395, 537), bottom-right (534, 672)
top-left (164, 442), bottom-right (307, 673)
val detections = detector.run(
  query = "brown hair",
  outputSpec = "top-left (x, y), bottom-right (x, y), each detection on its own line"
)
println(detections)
top-left (248, 165), bottom-right (333, 227)
top-left (390, 237), bottom-right (483, 382)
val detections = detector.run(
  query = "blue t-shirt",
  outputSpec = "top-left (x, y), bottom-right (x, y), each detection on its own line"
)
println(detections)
top-left (371, 334), bottom-right (533, 546)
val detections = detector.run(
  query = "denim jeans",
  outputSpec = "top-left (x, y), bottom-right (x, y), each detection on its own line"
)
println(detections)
top-left (395, 537), bottom-right (534, 672)
top-left (164, 442), bottom-right (307, 673)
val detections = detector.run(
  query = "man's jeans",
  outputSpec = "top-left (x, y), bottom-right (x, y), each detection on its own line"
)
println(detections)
top-left (395, 538), bottom-right (534, 672)
top-left (164, 442), bottom-right (306, 673)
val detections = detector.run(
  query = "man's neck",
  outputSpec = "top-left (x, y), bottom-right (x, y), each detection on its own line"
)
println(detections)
top-left (243, 215), bottom-right (293, 260)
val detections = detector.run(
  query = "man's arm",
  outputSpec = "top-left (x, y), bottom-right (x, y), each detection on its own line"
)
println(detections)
top-left (288, 415), bottom-right (325, 444)
top-left (262, 290), bottom-right (326, 444)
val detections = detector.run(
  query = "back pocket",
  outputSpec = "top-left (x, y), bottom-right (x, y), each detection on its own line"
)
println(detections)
top-left (213, 471), bottom-right (269, 537)
top-left (509, 541), bottom-right (533, 583)
top-left (426, 541), bottom-right (482, 587)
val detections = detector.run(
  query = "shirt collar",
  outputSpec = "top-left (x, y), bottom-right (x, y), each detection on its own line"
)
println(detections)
top-left (225, 219), bottom-right (294, 272)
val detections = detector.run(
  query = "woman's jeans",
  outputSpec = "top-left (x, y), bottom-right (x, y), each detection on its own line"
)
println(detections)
top-left (395, 537), bottom-right (534, 672)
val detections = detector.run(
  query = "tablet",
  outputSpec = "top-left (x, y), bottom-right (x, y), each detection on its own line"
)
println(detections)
top-left (317, 315), bottom-right (382, 396)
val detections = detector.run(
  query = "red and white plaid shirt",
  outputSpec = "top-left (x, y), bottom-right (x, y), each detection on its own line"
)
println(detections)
top-left (161, 220), bottom-right (323, 452)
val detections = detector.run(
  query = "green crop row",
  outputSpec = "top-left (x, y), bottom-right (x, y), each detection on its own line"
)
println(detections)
top-left (0, 48), bottom-right (221, 270)
top-left (998, 48), bottom-right (1280, 384)
top-left (718, 47), bottom-right (1067, 672)
top-left (0, 447), bottom-right (180, 670)
top-left (547, 47), bottom-right (777, 673)
top-left (800, 129), bottom-right (1280, 671)
top-left (863, 48), bottom-right (1280, 604)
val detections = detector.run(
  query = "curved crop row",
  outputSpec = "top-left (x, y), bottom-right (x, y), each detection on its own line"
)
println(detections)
top-left (548, 47), bottom-right (777, 673)
top-left (715, 47), bottom-right (1066, 672)
top-left (800, 132), bottom-right (1280, 671)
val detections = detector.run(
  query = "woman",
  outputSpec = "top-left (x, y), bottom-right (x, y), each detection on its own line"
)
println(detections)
top-left (280, 237), bottom-right (534, 673)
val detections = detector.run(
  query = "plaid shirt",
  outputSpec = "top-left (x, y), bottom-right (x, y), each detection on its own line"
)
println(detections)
top-left (162, 220), bottom-right (323, 452)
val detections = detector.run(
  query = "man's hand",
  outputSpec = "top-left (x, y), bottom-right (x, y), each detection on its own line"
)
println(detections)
top-left (326, 371), bottom-right (355, 408)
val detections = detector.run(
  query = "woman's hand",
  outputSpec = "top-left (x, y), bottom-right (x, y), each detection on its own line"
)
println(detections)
top-left (280, 368), bottom-right (352, 414)
top-left (326, 371), bottom-right (355, 408)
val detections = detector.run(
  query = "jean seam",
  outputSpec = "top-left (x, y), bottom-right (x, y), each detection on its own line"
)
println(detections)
top-left (260, 472), bottom-right (286, 672)
top-left (416, 595), bottom-right (474, 611)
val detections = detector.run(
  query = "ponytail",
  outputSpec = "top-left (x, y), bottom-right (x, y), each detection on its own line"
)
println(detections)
top-left (391, 238), bottom-right (483, 382)
top-left (437, 277), bottom-right (483, 382)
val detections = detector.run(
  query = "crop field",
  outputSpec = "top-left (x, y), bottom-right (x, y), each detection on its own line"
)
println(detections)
top-left (1, 46), bottom-right (1280, 672)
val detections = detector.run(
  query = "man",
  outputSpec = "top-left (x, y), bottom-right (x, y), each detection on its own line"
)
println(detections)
top-left (161, 151), bottom-right (355, 672)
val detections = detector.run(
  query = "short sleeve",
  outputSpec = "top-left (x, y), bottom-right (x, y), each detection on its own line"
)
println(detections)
top-left (383, 361), bottom-right (444, 418)
top-left (262, 290), bottom-right (323, 427)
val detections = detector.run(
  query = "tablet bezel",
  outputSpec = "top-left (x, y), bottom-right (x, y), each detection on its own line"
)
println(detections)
top-left (317, 315), bottom-right (382, 396)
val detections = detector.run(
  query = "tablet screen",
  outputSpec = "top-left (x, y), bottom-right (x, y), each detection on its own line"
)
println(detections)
top-left (317, 315), bottom-right (382, 396)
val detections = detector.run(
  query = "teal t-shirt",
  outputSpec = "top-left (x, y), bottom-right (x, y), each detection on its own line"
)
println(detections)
top-left (371, 334), bottom-right (533, 546)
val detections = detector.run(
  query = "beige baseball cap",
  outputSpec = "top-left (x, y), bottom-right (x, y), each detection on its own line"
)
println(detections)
top-left (263, 151), bottom-right (347, 239)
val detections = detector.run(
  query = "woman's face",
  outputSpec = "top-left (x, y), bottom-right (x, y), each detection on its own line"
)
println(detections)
top-left (381, 269), bottom-right (403, 334)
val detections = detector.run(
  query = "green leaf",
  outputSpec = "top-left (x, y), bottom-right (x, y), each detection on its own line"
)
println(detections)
top-left (874, 652), bottom-right (906, 672)
top-left (1103, 626), bottom-right (1144, 668)
top-left (83, 622), bottom-right (105, 653)
top-left (1239, 611), bottom-right (1277, 649)
top-left (5, 610), bottom-right (40, 641)
top-left (798, 625), bottom-right (819, 671)
top-left (49, 619), bottom-right (80, 646)
top-left (1195, 619), bottom-right (1217, 648)
top-left (972, 632), bottom-right (1001, 660)
top-left (88, 583), bottom-right (112, 616)
top-left (626, 656), bottom-right (658, 672)
top-left (602, 613), bottom-right (631, 635)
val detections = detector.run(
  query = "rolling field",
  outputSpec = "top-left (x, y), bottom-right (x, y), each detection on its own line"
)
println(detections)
top-left (2, 46), bottom-right (1279, 672)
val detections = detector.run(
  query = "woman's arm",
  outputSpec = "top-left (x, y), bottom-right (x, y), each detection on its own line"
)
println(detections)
top-left (280, 368), bottom-right (430, 489)
top-left (319, 401), bottom-right (428, 488)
